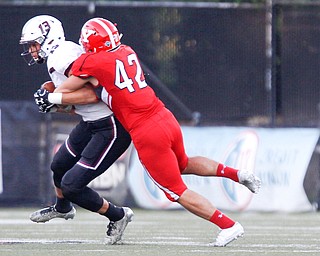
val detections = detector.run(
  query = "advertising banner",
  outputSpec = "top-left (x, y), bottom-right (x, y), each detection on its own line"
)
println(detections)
top-left (1, 101), bottom-right (318, 212)
top-left (127, 127), bottom-right (320, 212)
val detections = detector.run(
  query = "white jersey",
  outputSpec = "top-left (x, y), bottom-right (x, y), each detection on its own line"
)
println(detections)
top-left (46, 41), bottom-right (112, 121)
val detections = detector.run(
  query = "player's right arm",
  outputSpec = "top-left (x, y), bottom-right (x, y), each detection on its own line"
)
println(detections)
top-left (41, 80), bottom-right (99, 105)
top-left (34, 79), bottom-right (99, 114)
top-left (53, 84), bottom-right (99, 105)
top-left (49, 75), bottom-right (99, 105)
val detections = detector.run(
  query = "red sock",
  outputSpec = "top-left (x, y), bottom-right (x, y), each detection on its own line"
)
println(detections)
top-left (210, 210), bottom-right (235, 229)
top-left (216, 163), bottom-right (239, 182)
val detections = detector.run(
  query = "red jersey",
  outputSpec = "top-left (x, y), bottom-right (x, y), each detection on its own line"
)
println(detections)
top-left (72, 44), bottom-right (189, 201)
top-left (71, 45), bottom-right (164, 131)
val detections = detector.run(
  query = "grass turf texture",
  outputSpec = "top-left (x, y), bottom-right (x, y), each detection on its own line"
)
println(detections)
top-left (0, 208), bottom-right (319, 256)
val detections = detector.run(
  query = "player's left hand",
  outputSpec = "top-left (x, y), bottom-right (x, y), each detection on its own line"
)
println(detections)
top-left (34, 88), bottom-right (50, 105)
top-left (34, 88), bottom-right (56, 113)
top-left (38, 102), bottom-right (58, 113)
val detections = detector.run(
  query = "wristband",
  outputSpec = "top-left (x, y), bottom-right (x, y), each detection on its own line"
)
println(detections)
top-left (48, 93), bottom-right (63, 105)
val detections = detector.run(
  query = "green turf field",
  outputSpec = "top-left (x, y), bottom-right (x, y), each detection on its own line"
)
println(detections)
top-left (0, 208), bottom-right (319, 256)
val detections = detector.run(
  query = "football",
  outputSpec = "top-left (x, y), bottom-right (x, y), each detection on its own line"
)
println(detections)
top-left (41, 80), bottom-right (55, 92)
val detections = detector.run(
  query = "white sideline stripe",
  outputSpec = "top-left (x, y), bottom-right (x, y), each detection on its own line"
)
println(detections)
top-left (0, 219), bottom-right (104, 225)
top-left (1, 238), bottom-right (320, 253)
top-left (0, 239), bottom-right (100, 244)
top-left (0, 220), bottom-right (30, 224)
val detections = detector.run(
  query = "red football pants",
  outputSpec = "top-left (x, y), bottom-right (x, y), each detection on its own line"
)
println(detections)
top-left (131, 108), bottom-right (188, 201)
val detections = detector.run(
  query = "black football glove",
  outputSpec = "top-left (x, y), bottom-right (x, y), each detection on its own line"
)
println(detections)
top-left (34, 88), bottom-right (50, 105)
top-left (34, 88), bottom-right (57, 113)
top-left (38, 102), bottom-right (58, 113)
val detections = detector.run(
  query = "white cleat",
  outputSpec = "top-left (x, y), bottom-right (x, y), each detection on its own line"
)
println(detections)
top-left (211, 222), bottom-right (244, 247)
top-left (238, 170), bottom-right (261, 194)
top-left (105, 207), bottom-right (134, 245)
top-left (30, 205), bottom-right (76, 223)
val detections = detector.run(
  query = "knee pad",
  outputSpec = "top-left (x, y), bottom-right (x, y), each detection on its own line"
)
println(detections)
top-left (51, 146), bottom-right (78, 174)
top-left (60, 175), bottom-right (103, 212)
top-left (60, 174), bottom-right (83, 200)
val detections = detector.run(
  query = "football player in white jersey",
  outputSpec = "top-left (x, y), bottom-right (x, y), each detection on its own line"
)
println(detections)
top-left (20, 15), bottom-right (133, 245)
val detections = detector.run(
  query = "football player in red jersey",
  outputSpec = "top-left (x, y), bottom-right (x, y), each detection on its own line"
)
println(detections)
top-left (36, 17), bottom-right (261, 247)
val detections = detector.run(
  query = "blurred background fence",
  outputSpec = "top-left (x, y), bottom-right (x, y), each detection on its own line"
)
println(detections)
top-left (1, 1), bottom-right (320, 208)
top-left (1, 0), bottom-right (320, 126)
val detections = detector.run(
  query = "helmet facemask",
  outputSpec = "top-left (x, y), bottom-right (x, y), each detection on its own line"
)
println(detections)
top-left (20, 36), bottom-right (48, 66)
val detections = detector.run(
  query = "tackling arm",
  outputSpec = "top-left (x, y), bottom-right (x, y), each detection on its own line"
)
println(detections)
top-left (55, 75), bottom-right (99, 93)
top-left (55, 85), bottom-right (99, 105)
top-left (50, 75), bottom-right (99, 105)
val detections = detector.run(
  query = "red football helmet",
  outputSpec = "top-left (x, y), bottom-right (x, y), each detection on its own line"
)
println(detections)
top-left (80, 18), bottom-right (122, 53)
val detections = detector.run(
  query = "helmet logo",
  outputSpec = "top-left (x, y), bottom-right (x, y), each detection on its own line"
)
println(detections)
top-left (82, 28), bottom-right (95, 43)
top-left (39, 21), bottom-right (51, 36)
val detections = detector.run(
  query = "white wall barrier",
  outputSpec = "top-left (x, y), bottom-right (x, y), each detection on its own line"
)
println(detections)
top-left (127, 127), bottom-right (320, 212)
